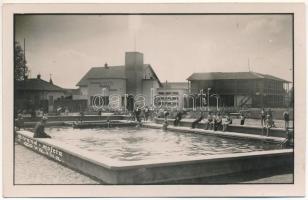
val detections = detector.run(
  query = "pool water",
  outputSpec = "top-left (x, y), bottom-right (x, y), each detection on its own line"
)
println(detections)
top-left (45, 127), bottom-right (281, 162)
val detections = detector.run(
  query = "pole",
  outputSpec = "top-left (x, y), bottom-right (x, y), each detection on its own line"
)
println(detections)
top-left (207, 88), bottom-right (211, 111)
top-left (134, 34), bottom-right (137, 51)
top-left (23, 38), bottom-right (26, 80)
top-left (216, 97), bottom-right (219, 111)
top-left (200, 89), bottom-right (203, 110)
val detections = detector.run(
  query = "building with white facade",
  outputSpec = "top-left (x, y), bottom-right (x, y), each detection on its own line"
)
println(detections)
top-left (76, 52), bottom-right (161, 111)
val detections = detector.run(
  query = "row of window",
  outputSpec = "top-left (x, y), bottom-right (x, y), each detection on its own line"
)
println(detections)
top-left (157, 91), bottom-right (179, 95)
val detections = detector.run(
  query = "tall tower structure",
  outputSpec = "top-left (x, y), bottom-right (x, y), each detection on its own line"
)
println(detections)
top-left (125, 52), bottom-right (144, 95)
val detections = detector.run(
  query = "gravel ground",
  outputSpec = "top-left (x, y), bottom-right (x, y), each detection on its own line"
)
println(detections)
top-left (14, 144), bottom-right (99, 184)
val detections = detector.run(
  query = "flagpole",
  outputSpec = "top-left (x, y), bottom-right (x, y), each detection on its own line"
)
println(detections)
top-left (23, 38), bottom-right (26, 80)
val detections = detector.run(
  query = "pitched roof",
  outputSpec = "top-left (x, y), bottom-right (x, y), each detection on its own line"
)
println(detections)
top-left (15, 78), bottom-right (64, 91)
top-left (77, 64), bottom-right (162, 86)
top-left (77, 66), bottom-right (126, 86)
top-left (161, 82), bottom-right (188, 89)
top-left (187, 72), bottom-right (290, 82)
top-left (144, 64), bottom-right (162, 87)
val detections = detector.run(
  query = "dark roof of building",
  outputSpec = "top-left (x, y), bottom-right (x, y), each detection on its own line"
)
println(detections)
top-left (77, 66), bottom-right (126, 86)
top-left (77, 64), bottom-right (162, 86)
top-left (64, 88), bottom-right (80, 95)
top-left (187, 72), bottom-right (290, 82)
top-left (15, 78), bottom-right (64, 91)
top-left (160, 82), bottom-right (188, 90)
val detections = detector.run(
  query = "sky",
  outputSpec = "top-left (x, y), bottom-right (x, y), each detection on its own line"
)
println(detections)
top-left (15, 14), bottom-right (293, 88)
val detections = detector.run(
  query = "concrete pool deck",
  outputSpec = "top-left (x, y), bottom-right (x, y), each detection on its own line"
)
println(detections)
top-left (15, 130), bottom-right (293, 184)
top-left (14, 144), bottom-right (100, 184)
top-left (14, 143), bottom-right (292, 184)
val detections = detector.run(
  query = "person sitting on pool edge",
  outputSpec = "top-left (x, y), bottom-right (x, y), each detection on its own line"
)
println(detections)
top-left (203, 112), bottom-right (212, 130)
top-left (222, 114), bottom-right (232, 132)
top-left (33, 116), bottom-right (51, 138)
top-left (213, 113), bottom-right (223, 131)
top-left (173, 110), bottom-right (184, 126)
top-left (191, 112), bottom-right (204, 129)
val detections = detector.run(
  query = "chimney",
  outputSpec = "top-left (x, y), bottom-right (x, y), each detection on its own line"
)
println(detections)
top-left (165, 80), bottom-right (168, 88)
top-left (49, 74), bottom-right (53, 84)
top-left (104, 63), bottom-right (109, 68)
top-left (37, 74), bottom-right (41, 79)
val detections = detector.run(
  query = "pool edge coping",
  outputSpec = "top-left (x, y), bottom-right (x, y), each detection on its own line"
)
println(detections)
top-left (15, 130), bottom-right (293, 171)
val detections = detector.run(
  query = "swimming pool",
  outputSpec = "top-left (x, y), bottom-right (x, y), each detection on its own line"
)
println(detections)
top-left (45, 127), bottom-right (281, 162)
top-left (16, 128), bottom-right (292, 184)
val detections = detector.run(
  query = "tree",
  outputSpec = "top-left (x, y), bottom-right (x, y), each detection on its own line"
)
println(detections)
top-left (14, 41), bottom-right (28, 81)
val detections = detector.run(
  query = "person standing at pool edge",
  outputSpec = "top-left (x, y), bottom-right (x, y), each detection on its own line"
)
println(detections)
top-left (162, 109), bottom-right (170, 130)
top-left (33, 116), bottom-right (51, 138)
top-left (134, 106), bottom-right (141, 122)
top-left (144, 106), bottom-right (150, 121)
top-left (240, 112), bottom-right (245, 125)
top-left (174, 110), bottom-right (184, 126)
top-left (260, 108), bottom-right (266, 127)
top-left (283, 110), bottom-right (290, 130)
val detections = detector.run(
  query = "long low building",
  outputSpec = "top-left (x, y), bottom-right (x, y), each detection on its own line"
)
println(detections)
top-left (187, 71), bottom-right (291, 108)
top-left (15, 75), bottom-right (65, 113)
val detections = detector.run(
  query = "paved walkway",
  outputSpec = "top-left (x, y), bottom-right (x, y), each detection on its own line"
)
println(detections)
top-left (14, 144), bottom-right (99, 184)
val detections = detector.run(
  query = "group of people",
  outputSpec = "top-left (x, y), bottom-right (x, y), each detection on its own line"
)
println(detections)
top-left (160, 109), bottom-right (233, 132)
top-left (14, 106), bottom-right (292, 143)
top-left (260, 108), bottom-right (275, 127)
top-left (191, 112), bottom-right (232, 131)
top-left (162, 108), bottom-right (291, 135)
top-left (129, 106), bottom-right (151, 127)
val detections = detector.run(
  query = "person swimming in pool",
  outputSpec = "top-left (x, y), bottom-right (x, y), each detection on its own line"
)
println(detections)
top-left (162, 120), bottom-right (168, 131)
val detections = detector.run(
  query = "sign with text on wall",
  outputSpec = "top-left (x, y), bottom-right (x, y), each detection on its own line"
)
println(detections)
top-left (16, 133), bottom-right (64, 162)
